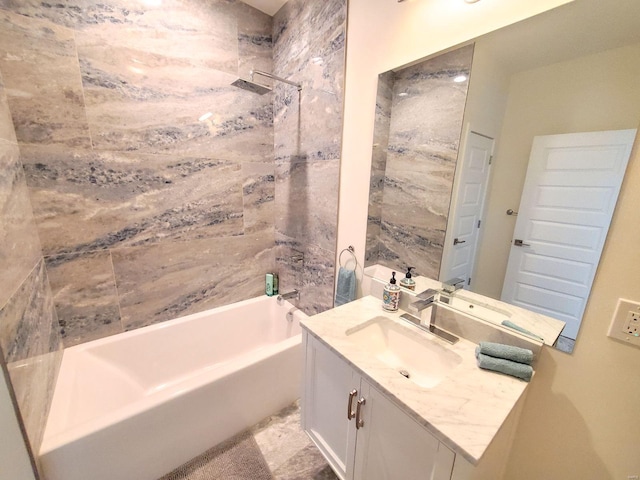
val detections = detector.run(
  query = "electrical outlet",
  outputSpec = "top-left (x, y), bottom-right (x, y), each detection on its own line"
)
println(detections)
top-left (607, 299), bottom-right (640, 348)
top-left (623, 311), bottom-right (640, 335)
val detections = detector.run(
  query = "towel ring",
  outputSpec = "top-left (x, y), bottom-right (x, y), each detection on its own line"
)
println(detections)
top-left (339, 245), bottom-right (357, 271)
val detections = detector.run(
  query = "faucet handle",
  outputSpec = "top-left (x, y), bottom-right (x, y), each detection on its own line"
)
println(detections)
top-left (416, 288), bottom-right (438, 300)
top-left (442, 277), bottom-right (465, 293)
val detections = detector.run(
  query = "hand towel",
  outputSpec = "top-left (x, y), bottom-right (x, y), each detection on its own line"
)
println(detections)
top-left (501, 320), bottom-right (545, 343)
top-left (335, 267), bottom-right (356, 307)
top-left (476, 353), bottom-right (533, 382)
top-left (476, 342), bottom-right (533, 365)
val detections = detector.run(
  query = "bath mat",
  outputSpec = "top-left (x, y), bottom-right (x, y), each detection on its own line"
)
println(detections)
top-left (158, 431), bottom-right (273, 480)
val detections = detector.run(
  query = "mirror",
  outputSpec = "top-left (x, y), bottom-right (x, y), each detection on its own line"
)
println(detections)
top-left (365, 0), bottom-right (640, 353)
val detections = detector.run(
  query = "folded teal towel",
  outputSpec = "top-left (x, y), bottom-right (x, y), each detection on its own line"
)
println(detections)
top-left (476, 353), bottom-right (533, 382)
top-left (476, 342), bottom-right (533, 365)
top-left (335, 267), bottom-right (356, 306)
top-left (501, 320), bottom-right (544, 342)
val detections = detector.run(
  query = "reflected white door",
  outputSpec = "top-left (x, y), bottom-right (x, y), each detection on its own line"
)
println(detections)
top-left (501, 129), bottom-right (636, 339)
top-left (440, 131), bottom-right (493, 288)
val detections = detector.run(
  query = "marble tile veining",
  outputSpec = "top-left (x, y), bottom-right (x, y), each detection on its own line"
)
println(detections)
top-left (22, 145), bottom-right (245, 257)
top-left (0, 10), bottom-right (91, 148)
top-left (0, 259), bottom-right (63, 456)
top-left (112, 234), bottom-right (276, 331)
top-left (372, 45), bottom-right (473, 277)
top-left (242, 162), bottom-right (275, 235)
top-left (275, 158), bottom-right (339, 253)
top-left (45, 251), bottom-right (122, 347)
top-left (1, 0), bottom-right (239, 76)
top-left (0, 71), bottom-right (17, 144)
top-left (0, 142), bottom-right (43, 309)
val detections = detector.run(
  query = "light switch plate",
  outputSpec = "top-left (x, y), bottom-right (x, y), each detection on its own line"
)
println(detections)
top-left (607, 298), bottom-right (640, 348)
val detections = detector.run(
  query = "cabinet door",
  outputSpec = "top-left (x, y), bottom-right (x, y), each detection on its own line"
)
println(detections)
top-left (302, 332), bottom-right (359, 480)
top-left (353, 382), bottom-right (455, 480)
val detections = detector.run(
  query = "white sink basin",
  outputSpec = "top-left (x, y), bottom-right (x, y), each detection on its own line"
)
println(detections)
top-left (345, 316), bottom-right (462, 388)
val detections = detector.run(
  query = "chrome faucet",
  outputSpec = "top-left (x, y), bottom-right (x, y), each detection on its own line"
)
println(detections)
top-left (277, 290), bottom-right (299, 305)
top-left (408, 288), bottom-right (438, 315)
top-left (442, 277), bottom-right (465, 294)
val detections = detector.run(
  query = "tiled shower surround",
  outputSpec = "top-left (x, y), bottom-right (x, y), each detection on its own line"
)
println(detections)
top-left (0, 0), bottom-right (345, 466)
top-left (366, 45), bottom-right (473, 279)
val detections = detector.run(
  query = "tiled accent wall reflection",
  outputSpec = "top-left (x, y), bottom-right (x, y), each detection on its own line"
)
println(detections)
top-left (0, 71), bottom-right (63, 467)
top-left (365, 45), bottom-right (473, 279)
top-left (272, 0), bottom-right (346, 314)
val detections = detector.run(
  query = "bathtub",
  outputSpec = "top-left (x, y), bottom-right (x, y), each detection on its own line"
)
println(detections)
top-left (39, 295), bottom-right (305, 480)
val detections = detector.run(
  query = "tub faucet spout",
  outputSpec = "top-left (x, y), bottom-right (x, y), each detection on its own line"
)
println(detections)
top-left (277, 290), bottom-right (299, 305)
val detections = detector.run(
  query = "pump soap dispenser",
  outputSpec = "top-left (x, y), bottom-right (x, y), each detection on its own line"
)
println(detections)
top-left (400, 267), bottom-right (416, 291)
top-left (382, 272), bottom-right (401, 312)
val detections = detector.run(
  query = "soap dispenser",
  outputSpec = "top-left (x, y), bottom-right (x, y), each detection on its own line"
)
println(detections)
top-left (382, 272), bottom-right (401, 312)
top-left (400, 267), bottom-right (416, 291)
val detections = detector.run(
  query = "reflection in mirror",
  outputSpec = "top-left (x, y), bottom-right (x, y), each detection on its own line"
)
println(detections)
top-left (365, 0), bottom-right (640, 353)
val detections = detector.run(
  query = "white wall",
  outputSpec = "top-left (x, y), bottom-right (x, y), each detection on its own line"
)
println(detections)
top-left (339, 0), bottom-right (640, 478)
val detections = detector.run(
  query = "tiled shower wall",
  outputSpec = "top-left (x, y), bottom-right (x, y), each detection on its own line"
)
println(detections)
top-left (365, 45), bottom-right (473, 280)
top-left (0, 0), bottom-right (345, 463)
top-left (0, 72), bottom-right (63, 465)
top-left (273, 0), bottom-right (345, 314)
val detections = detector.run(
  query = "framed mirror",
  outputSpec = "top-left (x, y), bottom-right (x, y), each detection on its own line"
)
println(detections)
top-left (365, 0), bottom-right (640, 353)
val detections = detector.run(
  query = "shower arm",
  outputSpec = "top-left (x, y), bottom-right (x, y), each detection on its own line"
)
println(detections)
top-left (251, 69), bottom-right (302, 91)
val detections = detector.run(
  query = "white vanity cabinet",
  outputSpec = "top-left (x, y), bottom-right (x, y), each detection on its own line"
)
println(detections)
top-left (302, 331), bottom-right (455, 480)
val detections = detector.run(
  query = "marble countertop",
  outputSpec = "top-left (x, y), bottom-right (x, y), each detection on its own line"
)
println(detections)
top-left (301, 295), bottom-right (532, 465)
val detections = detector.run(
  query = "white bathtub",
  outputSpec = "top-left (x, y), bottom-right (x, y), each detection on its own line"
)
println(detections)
top-left (39, 295), bottom-right (305, 480)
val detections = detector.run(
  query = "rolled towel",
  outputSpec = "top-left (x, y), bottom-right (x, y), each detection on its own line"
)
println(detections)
top-left (476, 353), bottom-right (533, 382)
top-left (501, 320), bottom-right (544, 343)
top-left (335, 267), bottom-right (357, 307)
top-left (476, 341), bottom-right (533, 365)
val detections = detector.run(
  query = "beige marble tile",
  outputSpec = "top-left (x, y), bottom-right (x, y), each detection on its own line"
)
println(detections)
top-left (45, 251), bottom-right (122, 347)
top-left (234, 2), bottom-right (273, 83)
top-left (112, 234), bottom-right (276, 331)
top-left (0, 143), bottom-right (43, 310)
top-left (0, 10), bottom-right (91, 147)
top-left (22, 145), bottom-right (245, 256)
top-left (0, 71), bottom-right (17, 144)
top-left (274, 159), bottom-right (339, 253)
top-left (375, 45), bottom-right (474, 279)
top-left (1, 0), bottom-right (239, 75)
top-left (0, 259), bottom-right (62, 456)
top-left (242, 162), bottom-right (275, 235)
top-left (273, 1), bottom-right (346, 162)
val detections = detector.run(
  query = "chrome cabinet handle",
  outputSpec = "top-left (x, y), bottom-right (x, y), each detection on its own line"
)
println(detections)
top-left (514, 239), bottom-right (530, 247)
top-left (347, 389), bottom-right (357, 420)
top-left (355, 397), bottom-right (366, 429)
top-left (453, 237), bottom-right (466, 245)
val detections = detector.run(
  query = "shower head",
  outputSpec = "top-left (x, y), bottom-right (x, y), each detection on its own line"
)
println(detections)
top-left (230, 78), bottom-right (272, 95)
top-left (231, 69), bottom-right (302, 94)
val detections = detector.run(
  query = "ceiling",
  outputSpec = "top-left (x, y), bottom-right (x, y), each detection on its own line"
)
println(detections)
top-left (240, 0), bottom-right (288, 16)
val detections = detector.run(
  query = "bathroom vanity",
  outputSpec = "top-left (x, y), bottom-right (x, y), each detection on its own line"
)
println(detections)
top-left (300, 286), bottom-right (559, 480)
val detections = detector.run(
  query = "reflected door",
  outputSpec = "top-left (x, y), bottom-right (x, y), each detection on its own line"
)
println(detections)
top-left (440, 131), bottom-right (494, 287)
top-left (501, 129), bottom-right (636, 339)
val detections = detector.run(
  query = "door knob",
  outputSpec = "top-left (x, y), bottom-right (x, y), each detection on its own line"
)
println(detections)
top-left (514, 239), bottom-right (530, 247)
top-left (453, 238), bottom-right (466, 245)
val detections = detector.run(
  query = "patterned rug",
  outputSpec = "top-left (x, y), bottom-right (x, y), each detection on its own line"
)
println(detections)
top-left (158, 431), bottom-right (273, 480)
